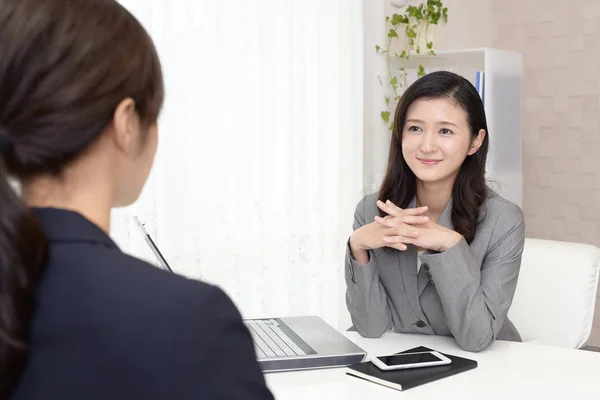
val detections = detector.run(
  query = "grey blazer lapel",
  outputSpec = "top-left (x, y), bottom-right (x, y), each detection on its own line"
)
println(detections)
top-left (436, 198), bottom-right (454, 230)
top-left (417, 198), bottom-right (454, 297)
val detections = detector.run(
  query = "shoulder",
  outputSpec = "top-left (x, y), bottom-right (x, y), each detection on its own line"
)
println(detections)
top-left (107, 254), bottom-right (248, 361)
top-left (477, 190), bottom-right (525, 246)
top-left (92, 252), bottom-right (267, 396)
top-left (356, 192), bottom-right (379, 209)
top-left (47, 241), bottom-right (238, 329)
top-left (354, 191), bottom-right (380, 216)
top-left (116, 252), bottom-right (239, 324)
top-left (481, 190), bottom-right (524, 227)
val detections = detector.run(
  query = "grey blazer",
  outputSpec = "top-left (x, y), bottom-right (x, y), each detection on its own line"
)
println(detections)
top-left (345, 190), bottom-right (525, 352)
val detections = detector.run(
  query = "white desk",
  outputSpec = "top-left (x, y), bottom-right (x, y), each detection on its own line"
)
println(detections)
top-left (266, 332), bottom-right (600, 399)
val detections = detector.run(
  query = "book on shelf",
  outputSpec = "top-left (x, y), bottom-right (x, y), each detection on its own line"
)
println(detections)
top-left (475, 71), bottom-right (485, 105)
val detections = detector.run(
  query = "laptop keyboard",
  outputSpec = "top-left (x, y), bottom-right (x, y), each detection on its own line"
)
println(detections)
top-left (245, 319), bottom-right (307, 359)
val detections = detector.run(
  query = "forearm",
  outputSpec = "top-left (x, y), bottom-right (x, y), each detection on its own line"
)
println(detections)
top-left (421, 239), bottom-right (498, 352)
top-left (345, 244), bottom-right (392, 338)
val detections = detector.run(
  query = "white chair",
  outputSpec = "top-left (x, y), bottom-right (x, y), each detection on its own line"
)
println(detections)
top-left (508, 238), bottom-right (600, 349)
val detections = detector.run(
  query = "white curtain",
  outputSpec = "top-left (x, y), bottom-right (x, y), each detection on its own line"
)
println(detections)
top-left (112, 0), bottom-right (364, 330)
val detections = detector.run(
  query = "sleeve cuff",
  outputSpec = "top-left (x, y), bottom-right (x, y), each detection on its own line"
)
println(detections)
top-left (346, 240), bottom-right (377, 285)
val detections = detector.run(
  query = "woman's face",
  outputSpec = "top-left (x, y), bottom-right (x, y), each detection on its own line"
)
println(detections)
top-left (401, 97), bottom-right (485, 186)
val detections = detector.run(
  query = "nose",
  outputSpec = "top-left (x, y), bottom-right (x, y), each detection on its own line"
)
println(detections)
top-left (419, 130), bottom-right (437, 154)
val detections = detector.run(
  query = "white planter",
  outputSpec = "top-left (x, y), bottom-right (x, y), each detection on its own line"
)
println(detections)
top-left (390, 0), bottom-right (408, 7)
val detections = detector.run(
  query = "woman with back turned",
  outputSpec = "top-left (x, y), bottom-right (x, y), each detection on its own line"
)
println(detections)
top-left (0, 0), bottom-right (273, 399)
top-left (345, 71), bottom-right (525, 352)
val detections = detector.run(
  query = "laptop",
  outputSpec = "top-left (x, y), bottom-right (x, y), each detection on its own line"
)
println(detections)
top-left (243, 316), bottom-right (367, 372)
top-left (133, 216), bottom-right (368, 372)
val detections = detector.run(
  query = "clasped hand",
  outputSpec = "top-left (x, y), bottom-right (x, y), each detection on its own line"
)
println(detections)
top-left (350, 200), bottom-right (462, 256)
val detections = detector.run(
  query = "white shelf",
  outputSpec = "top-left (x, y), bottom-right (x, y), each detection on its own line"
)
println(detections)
top-left (390, 47), bottom-right (524, 208)
top-left (409, 48), bottom-right (487, 69)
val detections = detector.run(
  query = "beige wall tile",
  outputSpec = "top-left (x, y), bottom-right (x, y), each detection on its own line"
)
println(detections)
top-left (492, 0), bottom-right (600, 345)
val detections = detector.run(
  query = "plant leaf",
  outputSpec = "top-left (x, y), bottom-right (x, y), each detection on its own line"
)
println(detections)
top-left (417, 65), bottom-right (426, 77)
top-left (427, 41), bottom-right (433, 49)
top-left (375, 45), bottom-right (381, 53)
top-left (388, 29), bottom-right (399, 38)
top-left (407, 28), bottom-right (417, 38)
top-left (391, 13), bottom-right (403, 25)
top-left (390, 76), bottom-right (398, 85)
top-left (381, 111), bottom-right (391, 123)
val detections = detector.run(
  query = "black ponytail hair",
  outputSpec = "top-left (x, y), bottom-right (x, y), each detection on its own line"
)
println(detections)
top-left (0, 154), bottom-right (47, 398)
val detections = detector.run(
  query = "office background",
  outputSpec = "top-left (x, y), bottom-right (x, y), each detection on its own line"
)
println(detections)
top-left (110, 0), bottom-right (600, 346)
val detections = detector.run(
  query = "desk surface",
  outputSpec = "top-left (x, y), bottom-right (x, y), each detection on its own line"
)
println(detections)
top-left (266, 332), bottom-right (600, 399)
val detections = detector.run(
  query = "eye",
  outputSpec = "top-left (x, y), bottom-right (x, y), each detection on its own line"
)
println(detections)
top-left (439, 128), bottom-right (453, 135)
top-left (407, 125), bottom-right (421, 132)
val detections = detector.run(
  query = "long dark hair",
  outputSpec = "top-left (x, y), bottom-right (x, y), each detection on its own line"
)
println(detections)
top-left (0, 0), bottom-right (164, 396)
top-left (379, 71), bottom-right (489, 243)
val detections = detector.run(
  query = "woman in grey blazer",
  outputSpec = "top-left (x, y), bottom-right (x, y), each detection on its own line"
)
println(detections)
top-left (346, 71), bottom-right (525, 352)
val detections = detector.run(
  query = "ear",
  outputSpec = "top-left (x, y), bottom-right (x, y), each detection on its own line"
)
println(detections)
top-left (467, 129), bottom-right (486, 156)
top-left (111, 97), bottom-right (140, 154)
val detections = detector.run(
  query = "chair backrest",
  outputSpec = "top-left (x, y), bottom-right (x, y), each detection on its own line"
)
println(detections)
top-left (507, 238), bottom-right (600, 349)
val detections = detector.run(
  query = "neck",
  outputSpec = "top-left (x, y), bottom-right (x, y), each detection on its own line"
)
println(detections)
top-left (416, 178), bottom-right (454, 220)
top-left (21, 172), bottom-right (113, 234)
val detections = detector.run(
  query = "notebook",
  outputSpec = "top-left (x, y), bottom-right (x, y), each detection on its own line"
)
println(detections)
top-left (346, 346), bottom-right (477, 392)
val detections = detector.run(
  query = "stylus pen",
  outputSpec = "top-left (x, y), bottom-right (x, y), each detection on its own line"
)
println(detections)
top-left (132, 216), bottom-right (174, 273)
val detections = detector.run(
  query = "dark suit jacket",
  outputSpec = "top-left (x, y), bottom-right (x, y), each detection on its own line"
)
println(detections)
top-left (11, 208), bottom-right (273, 400)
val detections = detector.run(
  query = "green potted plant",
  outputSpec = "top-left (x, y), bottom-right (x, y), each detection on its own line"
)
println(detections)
top-left (377, 0), bottom-right (448, 130)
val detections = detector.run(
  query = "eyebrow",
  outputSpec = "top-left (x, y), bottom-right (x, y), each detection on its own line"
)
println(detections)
top-left (405, 118), bottom-right (459, 128)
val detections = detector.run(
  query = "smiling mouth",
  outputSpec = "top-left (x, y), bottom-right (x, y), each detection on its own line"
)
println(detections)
top-left (417, 158), bottom-right (442, 165)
